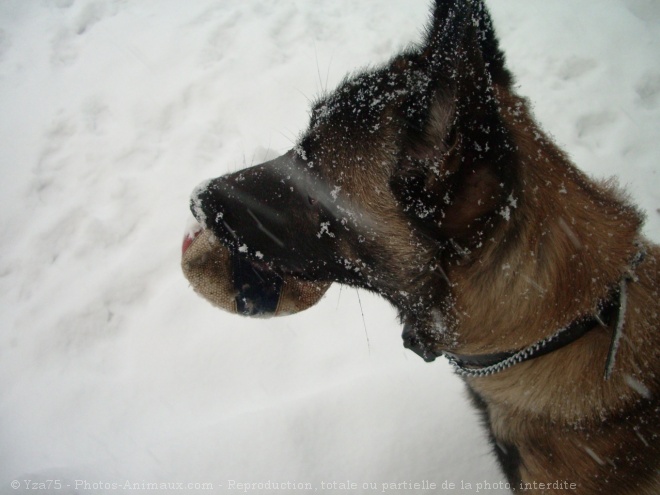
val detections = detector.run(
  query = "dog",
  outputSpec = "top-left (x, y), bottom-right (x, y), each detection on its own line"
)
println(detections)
top-left (189, 0), bottom-right (659, 492)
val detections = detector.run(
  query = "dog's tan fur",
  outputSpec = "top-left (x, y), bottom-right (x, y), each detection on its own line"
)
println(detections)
top-left (451, 88), bottom-right (660, 494)
top-left (191, 1), bottom-right (660, 492)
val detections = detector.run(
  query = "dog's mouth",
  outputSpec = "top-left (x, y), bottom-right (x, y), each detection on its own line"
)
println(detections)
top-left (182, 219), bottom-right (285, 317)
top-left (183, 215), bottom-right (286, 280)
top-left (182, 215), bottom-right (332, 317)
top-left (182, 216), bottom-right (204, 255)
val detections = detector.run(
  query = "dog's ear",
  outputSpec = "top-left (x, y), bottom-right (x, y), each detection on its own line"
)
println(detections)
top-left (422, 0), bottom-right (511, 88)
top-left (390, 0), bottom-right (517, 248)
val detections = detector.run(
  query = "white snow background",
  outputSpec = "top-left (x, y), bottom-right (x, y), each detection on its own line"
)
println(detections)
top-left (1, 0), bottom-right (659, 493)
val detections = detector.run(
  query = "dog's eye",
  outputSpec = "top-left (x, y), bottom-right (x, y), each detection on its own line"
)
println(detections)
top-left (308, 195), bottom-right (318, 206)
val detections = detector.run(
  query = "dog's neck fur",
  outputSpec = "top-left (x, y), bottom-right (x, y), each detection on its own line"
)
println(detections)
top-left (449, 88), bottom-right (642, 351)
top-left (440, 87), bottom-right (659, 492)
top-left (447, 86), bottom-right (651, 402)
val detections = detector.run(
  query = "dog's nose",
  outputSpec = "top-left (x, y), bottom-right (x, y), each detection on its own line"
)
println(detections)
top-left (190, 170), bottom-right (295, 261)
top-left (402, 322), bottom-right (439, 362)
top-left (189, 150), bottom-right (329, 273)
top-left (190, 178), bottom-right (234, 242)
top-left (191, 177), bottom-right (271, 252)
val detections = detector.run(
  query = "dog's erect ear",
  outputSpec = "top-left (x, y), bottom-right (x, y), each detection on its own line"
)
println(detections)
top-left (391, 0), bottom-right (517, 248)
top-left (420, 0), bottom-right (511, 91)
top-left (427, 0), bottom-right (511, 86)
top-left (469, 0), bottom-right (512, 88)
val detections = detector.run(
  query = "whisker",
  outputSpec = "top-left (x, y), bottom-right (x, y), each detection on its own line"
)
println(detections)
top-left (355, 289), bottom-right (371, 355)
top-left (336, 284), bottom-right (343, 309)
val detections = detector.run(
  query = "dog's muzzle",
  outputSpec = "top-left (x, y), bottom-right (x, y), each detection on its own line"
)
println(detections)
top-left (181, 218), bottom-right (330, 318)
top-left (402, 322), bottom-right (442, 362)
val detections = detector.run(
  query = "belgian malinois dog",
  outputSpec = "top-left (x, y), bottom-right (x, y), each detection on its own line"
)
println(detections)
top-left (190, 0), bottom-right (659, 492)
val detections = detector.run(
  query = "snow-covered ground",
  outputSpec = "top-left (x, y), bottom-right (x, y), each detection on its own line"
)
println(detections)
top-left (0, 1), bottom-right (658, 493)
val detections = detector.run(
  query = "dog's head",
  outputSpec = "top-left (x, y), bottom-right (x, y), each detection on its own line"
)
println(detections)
top-left (187, 0), bottom-right (519, 359)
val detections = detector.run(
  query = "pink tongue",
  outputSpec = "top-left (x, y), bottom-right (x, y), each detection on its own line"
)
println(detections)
top-left (182, 229), bottom-right (202, 255)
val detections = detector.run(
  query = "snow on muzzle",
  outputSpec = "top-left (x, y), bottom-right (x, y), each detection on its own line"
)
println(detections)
top-left (189, 151), bottom-right (332, 272)
top-left (183, 152), bottom-right (331, 317)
